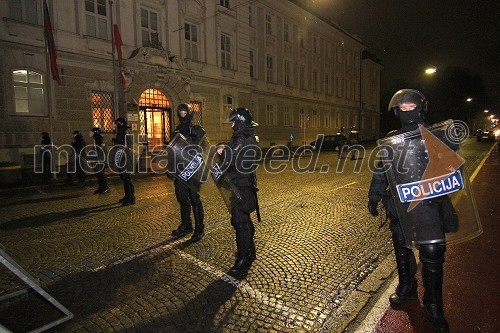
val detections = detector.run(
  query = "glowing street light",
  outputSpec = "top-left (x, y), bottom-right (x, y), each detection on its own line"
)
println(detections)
top-left (484, 110), bottom-right (489, 113)
top-left (425, 67), bottom-right (437, 75)
top-left (466, 97), bottom-right (473, 102)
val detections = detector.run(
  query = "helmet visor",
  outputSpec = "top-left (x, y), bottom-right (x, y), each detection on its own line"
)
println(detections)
top-left (388, 89), bottom-right (425, 111)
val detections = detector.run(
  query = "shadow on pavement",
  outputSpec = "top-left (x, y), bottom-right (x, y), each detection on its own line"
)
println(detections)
top-left (0, 203), bottom-right (120, 230)
top-left (0, 194), bottom-right (84, 208)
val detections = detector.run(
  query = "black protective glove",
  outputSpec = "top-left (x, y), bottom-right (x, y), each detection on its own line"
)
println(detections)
top-left (368, 200), bottom-right (379, 216)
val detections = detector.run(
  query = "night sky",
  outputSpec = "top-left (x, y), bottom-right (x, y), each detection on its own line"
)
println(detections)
top-left (309, 0), bottom-right (500, 114)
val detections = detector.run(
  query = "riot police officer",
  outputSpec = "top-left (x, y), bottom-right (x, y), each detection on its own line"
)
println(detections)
top-left (114, 118), bottom-right (135, 206)
top-left (170, 103), bottom-right (206, 242)
top-left (66, 130), bottom-right (86, 185)
top-left (217, 108), bottom-right (261, 277)
top-left (368, 89), bottom-right (450, 333)
top-left (90, 127), bottom-right (109, 194)
top-left (40, 131), bottom-right (52, 180)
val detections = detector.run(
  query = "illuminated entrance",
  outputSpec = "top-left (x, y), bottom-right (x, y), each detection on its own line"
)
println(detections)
top-left (139, 89), bottom-right (171, 152)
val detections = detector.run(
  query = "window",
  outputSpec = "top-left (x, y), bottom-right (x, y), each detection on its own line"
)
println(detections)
top-left (248, 5), bottom-right (254, 27)
top-left (184, 22), bottom-right (199, 61)
top-left (9, 0), bottom-right (39, 24)
top-left (346, 79), bottom-right (352, 99)
top-left (312, 110), bottom-right (319, 128)
top-left (141, 7), bottom-right (159, 47)
top-left (336, 76), bottom-right (344, 97)
top-left (313, 36), bottom-right (318, 53)
top-left (91, 91), bottom-right (114, 132)
top-left (324, 111), bottom-right (331, 129)
top-left (266, 55), bottom-right (274, 82)
top-left (223, 95), bottom-right (234, 116)
top-left (336, 113), bottom-right (342, 127)
top-left (283, 23), bottom-right (290, 42)
top-left (221, 33), bottom-right (232, 69)
top-left (191, 100), bottom-right (203, 126)
top-left (325, 74), bottom-right (332, 95)
top-left (299, 65), bottom-right (305, 89)
top-left (220, 0), bottom-right (230, 9)
top-left (299, 37), bottom-right (304, 48)
top-left (312, 70), bottom-right (319, 92)
top-left (249, 50), bottom-right (256, 78)
top-left (284, 61), bottom-right (291, 86)
top-left (13, 69), bottom-right (44, 115)
top-left (85, 0), bottom-right (108, 39)
top-left (265, 14), bottom-right (273, 35)
top-left (336, 45), bottom-right (343, 63)
top-left (299, 108), bottom-right (305, 128)
top-left (284, 105), bottom-right (292, 126)
top-left (325, 42), bottom-right (332, 59)
top-left (266, 104), bottom-right (276, 125)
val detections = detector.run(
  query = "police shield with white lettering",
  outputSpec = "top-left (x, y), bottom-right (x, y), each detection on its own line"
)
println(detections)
top-left (165, 132), bottom-right (208, 191)
top-left (376, 119), bottom-right (481, 247)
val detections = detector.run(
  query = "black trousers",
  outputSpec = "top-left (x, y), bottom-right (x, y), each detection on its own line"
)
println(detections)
top-left (174, 179), bottom-right (204, 228)
top-left (119, 173), bottom-right (134, 198)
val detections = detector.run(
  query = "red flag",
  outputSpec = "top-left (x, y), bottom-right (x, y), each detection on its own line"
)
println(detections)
top-left (44, 1), bottom-right (61, 84)
top-left (113, 24), bottom-right (126, 89)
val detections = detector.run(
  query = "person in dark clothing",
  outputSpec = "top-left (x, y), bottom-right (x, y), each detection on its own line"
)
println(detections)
top-left (170, 103), bottom-right (206, 242)
top-left (217, 107), bottom-right (261, 278)
top-left (90, 127), bottom-right (109, 194)
top-left (114, 118), bottom-right (135, 206)
top-left (40, 131), bottom-right (53, 180)
top-left (66, 130), bottom-right (86, 185)
top-left (368, 89), bottom-right (450, 333)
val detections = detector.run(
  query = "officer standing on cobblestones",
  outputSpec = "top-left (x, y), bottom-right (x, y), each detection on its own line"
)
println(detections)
top-left (170, 103), bottom-right (206, 242)
top-left (368, 89), bottom-right (450, 333)
top-left (40, 131), bottom-right (53, 180)
top-left (217, 107), bottom-right (261, 277)
top-left (114, 118), bottom-right (135, 206)
top-left (66, 130), bottom-right (86, 185)
top-left (90, 127), bottom-right (109, 194)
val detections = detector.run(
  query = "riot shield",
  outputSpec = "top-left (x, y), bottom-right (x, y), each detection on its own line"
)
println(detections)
top-left (164, 133), bottom-right (208, 191)
top-left (200, 138), bottom-right (242, 212)
top-left (376, 119), bottom-right (482, 248)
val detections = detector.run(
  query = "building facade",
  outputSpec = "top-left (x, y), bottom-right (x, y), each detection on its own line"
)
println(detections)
top-left (0, 0), bottom-right (382, 168)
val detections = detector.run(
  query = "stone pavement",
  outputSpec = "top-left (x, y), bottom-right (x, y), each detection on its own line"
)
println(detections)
top-left (0, 140), bottom-right (494, 332)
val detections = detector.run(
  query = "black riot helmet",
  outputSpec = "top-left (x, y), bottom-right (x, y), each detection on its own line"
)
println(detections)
top-left (115, 117), bottom-right (131, 129)
top-left (388, 89), bottom-right (428, 127)
top-left (72, 130), bottom-right (83, 140)
top-left (90, 127), bottom-right (101, 138)
top-left (228, 108), bottom-right (258, 131)
top-left (176, 103), bottom-right (193, 124)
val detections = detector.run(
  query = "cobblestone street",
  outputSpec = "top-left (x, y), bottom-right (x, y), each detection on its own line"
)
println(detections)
top-left (0, 140), bottom-right (491, 332)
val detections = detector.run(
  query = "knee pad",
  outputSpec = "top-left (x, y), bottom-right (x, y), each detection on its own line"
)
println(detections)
top-left (419, 244), bottom-right (446, 265)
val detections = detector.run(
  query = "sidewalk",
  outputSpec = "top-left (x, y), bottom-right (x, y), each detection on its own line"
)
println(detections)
top-left (372, 143), bottom-right (499, 332)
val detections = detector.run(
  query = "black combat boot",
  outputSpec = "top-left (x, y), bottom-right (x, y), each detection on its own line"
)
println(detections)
top-left (190, 205), bottom-right (205, 242)
top-left (421, 244), bottom-right (449, 333)
top-left (389, 234), bottom-right (418, 305)
top-left (228, 256), bottom-right (253, 278)
top-left (172, 224), bottom-right (193, 238)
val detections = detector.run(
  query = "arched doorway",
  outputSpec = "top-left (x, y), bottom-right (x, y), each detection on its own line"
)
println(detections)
top-left (139, 88), bottom-right (172, 152)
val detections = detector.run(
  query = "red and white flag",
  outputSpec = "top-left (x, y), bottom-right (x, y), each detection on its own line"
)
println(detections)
top-left (44, 1), bottom-right (61, 84)
top-left (113, 24), bottom-right (126, 89)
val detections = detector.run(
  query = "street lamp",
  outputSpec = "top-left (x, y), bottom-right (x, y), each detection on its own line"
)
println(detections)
top-left (466, 97), bottom-right (473, 102)
top-left (425, 67), bottom-right (437, 75)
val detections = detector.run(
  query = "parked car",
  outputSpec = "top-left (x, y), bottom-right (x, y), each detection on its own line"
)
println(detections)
top-left (310, 133), bottom-right (346, 151)
top-left (476, 130), bottom-right (495, 142)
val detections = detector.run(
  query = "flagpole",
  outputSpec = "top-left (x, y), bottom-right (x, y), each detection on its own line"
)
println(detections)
top-left (109, 0), bottom-right (119, 119)
top-left (44, 0), bottom-right (57, 179)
